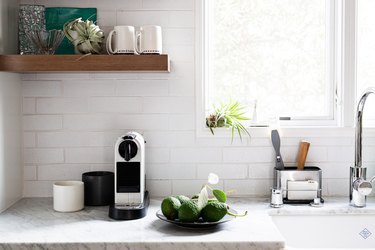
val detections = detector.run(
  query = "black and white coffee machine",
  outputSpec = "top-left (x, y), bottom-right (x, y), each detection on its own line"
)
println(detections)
top-left (109, 131), bottom-right (149, 220)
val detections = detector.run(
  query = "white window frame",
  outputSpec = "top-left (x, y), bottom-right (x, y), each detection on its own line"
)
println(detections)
top-left (195, 0), bottom-right (364, 138)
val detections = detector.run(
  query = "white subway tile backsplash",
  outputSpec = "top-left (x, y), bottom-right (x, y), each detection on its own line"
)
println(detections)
top-left (117, 11), bottom-right (169, 27)
top-left (195, 137), bottom-right (248, 147)
top-left (324, 178), bottom-right (349, 196)
top-left (24, 148), bottom-right (64, 164)
top-left (327, 146), bottom-right (354, 162)
top-left (65, 147), bottom-right (113, 164)
top-left (37, 98), bottom-right (88, 114)
top-left (37, 131), bottom-right (120, 148)
top-left (248, 164), bottom-right (273, 179)
top-left (224, 179), bottom-right (272, 197)
top-left (223, 147), bottom-right (274, 163)
top-left (63, 80), bottom-right (116, 97)
top-left (170, 148), bottom-right (222, 163)
top-left (318, 163), bottom-right (350, 179)
top-left (169, 79), bottom-right (195, 97)
top-left (97, 10), bottom-right (116, 26)
top-left (143, 131), bottom-right (195, 147)
top-left (89, 97), bottom-right (143, 113)
top-left (169, 11), bottom-right (195, 28)
top-left (146, 180), bottom-right (172, 197)
top-left (91, 0), bottom-right (143, 11)
top-left (38, 164), bottom-right (91, 181)
top-left (63, 114), bottom-right (116, 130)
top-left (24, 166), bottom-right (37, 181)
top-left (164, 45), bottom-right (195, 62)
top-left (116, 114), bottom-right (169, 130)
top-left (163, 28), bottom-right (195, 45)
top-left (91, 72), bottom-right (139, 80)
top-left (22, 81), bottom-right (61, 97)
top-left (146, 148), bottom-right (170, 163)
top-left (197, 164), bottom-right (248, 179)
top-left (23, 181), bottom-right (54, 197)
top-left (362, 147), bottom-right (375, 162)
top-left (24, 132), bottom-right (36, 148)
top-left (36, 73), bottom-right (90, 80)
top-left (143, 97), bottom-right (194, 114)
top-left (90, 164), bottom-right (114, 172)
top-left (21, 73), bottom-right (36, 81)
top-left (23, 115), bottom-right (63, 131)
top-left (23, 98), bottom-right (36, 114)
top-left (64, 114), bottom-right (169, 130)
top-left (168, 114), bottom-right (195, 130)
top-left (142, 0), bottom-right (194, 10)
top-left (281, 146), bottom-right (328, 163)
top-left (172, 180), bottom-right (223, 196)
top-left (116, 80), bottom-right (169, 96)
top-left (146, 164), bottom-right (196, 180)
top-left (34, 0), bottom-right (91, 8)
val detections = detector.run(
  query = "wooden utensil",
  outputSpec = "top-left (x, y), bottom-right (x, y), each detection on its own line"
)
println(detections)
top-left (297, 141), bottom-right (310, 170)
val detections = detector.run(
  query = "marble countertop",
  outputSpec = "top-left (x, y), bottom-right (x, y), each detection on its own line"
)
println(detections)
top-left (0, 197), bottom-right (374, 250)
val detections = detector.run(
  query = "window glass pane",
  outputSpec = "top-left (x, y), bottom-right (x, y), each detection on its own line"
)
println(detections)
top-left (357, 0), bottom-right (375, 124)
top-left (208, 0), bottom-right (330, 122)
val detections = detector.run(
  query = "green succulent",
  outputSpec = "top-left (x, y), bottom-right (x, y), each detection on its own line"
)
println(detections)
top-left (63, 18), bottom-right (104, 54)
top-left (206, 99), bottom-right (250, 140)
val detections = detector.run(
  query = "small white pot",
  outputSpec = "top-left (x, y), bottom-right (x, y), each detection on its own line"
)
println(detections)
top-left (53, 181), bottom-right (84, 212)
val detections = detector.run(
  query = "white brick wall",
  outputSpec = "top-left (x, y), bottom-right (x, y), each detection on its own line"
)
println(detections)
top-left (20, 0), bottom-right (373, 198)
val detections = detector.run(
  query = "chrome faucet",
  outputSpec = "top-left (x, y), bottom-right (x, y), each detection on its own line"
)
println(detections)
top-left (350, 88), bottom-right (375, 207)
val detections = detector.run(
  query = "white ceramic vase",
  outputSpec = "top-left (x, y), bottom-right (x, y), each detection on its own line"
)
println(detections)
top-left (53, 181), bottom-right (84, 212)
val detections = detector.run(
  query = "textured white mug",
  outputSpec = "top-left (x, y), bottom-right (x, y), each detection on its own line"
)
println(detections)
top-left (53, 181), bottom-right (84, 212)
top-left (136, 25), bottom-right (162, 54)
top-left (106, 26), bottom-right (136, 54)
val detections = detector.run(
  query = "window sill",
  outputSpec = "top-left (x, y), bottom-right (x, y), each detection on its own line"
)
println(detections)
top-left (196, 126), bottom-right (375, 138)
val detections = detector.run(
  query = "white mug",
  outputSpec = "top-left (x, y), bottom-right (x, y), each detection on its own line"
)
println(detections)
top-left (136, 25), bottom-right (162, 54)
top-left (107, 26), bottom-right (136, 54)
top-left (53, 181), bottom-right (84, 212)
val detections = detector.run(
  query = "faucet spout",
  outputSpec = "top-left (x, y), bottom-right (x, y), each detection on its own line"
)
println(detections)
top-left (351, 87), bottom-right (375, 207)
top-left (355, 88), bottom-right (375, 168)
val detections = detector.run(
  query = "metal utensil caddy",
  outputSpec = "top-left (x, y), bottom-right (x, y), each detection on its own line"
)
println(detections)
top-left (274, 166), bottom-right (324, 204)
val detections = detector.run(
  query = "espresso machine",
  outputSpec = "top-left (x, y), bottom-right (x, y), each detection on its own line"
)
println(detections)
top-left (109, 131), bottom-right (149, 220)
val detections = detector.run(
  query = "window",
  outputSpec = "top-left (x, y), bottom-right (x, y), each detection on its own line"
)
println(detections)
top-left (203, 0), bottom-right (336, 126)
top-left (197, 0), bottom-right (375, 134)
top-left (357, 0), bottom-right (375, 125)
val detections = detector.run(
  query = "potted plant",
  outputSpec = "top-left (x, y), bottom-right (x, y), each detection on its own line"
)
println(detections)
top-left (63, 17), bottom-right (104, 54)
top-left (206, 99), bottom-right (250, 140)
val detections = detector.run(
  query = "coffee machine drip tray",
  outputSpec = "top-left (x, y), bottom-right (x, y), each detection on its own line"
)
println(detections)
top-left (109, 191), bottom-right (149, 220)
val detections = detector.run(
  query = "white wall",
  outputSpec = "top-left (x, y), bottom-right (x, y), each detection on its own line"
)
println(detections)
top-left (19, 0), bottom-right (375, 198)
top-left (0, 0), bottom-right (22, 212)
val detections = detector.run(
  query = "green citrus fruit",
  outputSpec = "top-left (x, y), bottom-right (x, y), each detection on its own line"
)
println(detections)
top-left (161, 196), bottom-right (181, 220)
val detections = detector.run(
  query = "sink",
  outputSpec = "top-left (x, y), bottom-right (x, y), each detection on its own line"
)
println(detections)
top-left (272, 214), bottom-right (375, 249)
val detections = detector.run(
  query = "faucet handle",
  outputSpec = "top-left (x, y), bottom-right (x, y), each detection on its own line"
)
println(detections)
top-left (353, 179), bottom-right (373, 196)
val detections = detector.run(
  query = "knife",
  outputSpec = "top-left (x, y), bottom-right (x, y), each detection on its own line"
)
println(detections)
top-left (271, 130), bottom-right (284, 170)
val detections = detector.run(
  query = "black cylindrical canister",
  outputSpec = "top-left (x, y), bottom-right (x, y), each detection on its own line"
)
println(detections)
top-left (82, 171), bottom-right (114, 206)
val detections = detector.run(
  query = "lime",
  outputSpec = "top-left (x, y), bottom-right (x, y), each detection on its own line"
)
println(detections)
top-left (201, 202), bottom-right (227, 222)
top-left (178, 200), bottom-right (200, 222)
top-left (161, 196), bottom-right (181, 220)
top-left (175, 195), bottom-right (190, 204)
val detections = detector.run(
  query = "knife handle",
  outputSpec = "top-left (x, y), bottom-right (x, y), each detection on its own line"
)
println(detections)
top-left (297, 141), bottom-right (310, 170)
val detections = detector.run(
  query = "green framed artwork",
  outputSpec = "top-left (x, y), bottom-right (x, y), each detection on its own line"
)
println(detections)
top-left (45, 7), bottom-right (97, 54)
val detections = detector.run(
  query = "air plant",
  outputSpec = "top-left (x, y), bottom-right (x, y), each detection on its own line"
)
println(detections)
top-left (63, 18), bottom-right (104, 54)
top-left (206, 99), bottom-right (250, 141)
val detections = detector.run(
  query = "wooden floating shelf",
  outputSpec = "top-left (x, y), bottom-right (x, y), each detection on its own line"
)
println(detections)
top-left (0, 54), bottom-right (170, 72)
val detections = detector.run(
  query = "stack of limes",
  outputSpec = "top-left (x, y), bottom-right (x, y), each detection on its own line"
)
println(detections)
top-left (161, 195), bottom-right (228, 222)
